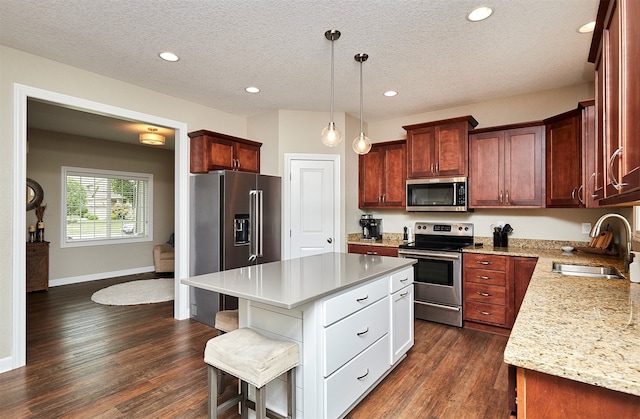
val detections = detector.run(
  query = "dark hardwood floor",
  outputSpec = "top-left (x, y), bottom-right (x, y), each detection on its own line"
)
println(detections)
top-left (0, 275), bottom-right (510, 418)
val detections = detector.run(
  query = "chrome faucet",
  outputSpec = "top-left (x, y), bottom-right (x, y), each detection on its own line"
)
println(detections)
top-left (590, 213), bottom-right (633, 272)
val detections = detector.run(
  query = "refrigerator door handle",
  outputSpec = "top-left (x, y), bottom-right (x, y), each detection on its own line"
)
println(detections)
top-left (249, 190), bottom-right (258, 261)
top-left (256, 189), bottom-right (264, 258)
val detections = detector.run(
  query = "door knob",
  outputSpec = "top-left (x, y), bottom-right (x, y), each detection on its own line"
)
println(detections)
top-left (327, 238), bottom-right (333, 243)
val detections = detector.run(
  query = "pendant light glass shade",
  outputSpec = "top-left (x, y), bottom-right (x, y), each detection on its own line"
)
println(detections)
top-left (322, 29), bottom-right (342, 147)
top-left (353, 53), bottom-right (372, 155)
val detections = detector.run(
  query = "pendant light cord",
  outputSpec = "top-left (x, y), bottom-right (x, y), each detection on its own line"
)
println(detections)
top-left (330, 36), bottom-right (335, 123)
top-left (359, 58), bottom-right (364, 134)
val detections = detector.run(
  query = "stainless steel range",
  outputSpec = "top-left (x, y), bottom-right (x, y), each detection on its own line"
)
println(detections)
top-left (398, 222), bottom-right (474, 327)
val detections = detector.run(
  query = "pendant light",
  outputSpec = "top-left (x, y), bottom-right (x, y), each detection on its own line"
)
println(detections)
top-left (352, 53), bottom-right (372, 155)
top-left (321, 29), bottom-right (343, 147)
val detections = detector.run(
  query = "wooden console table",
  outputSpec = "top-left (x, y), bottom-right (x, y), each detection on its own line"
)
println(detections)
top-left (26, 241), bottom-right (49, 292)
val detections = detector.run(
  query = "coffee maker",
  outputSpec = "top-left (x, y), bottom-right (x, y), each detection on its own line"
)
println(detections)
top-left (359, 214), bottom-right (383, 240)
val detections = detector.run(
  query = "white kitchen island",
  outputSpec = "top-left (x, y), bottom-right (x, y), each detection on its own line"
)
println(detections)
top-left (181, 252), bottom-right (416, 419)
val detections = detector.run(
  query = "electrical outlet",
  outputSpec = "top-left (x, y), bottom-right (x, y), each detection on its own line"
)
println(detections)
top-left (191, 304), bottom-right (198, 316)
top-left (582, 223), bottom-right (592, 234)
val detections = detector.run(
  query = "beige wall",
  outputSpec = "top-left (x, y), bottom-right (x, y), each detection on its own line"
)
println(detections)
top-left (27, 129), bottom-right (175, 280)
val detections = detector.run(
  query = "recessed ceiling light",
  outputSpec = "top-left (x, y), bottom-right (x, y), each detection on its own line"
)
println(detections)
top-left (383, 90), bottom-right (398, 97)
top-left (578, 21), bottom-right (596, 33)
top-left (245, 86), bottom-right (260, 93)
top-left (467, 6), bottom-right (493, 22)
top-left (159, 52), bottom-right (179, 62)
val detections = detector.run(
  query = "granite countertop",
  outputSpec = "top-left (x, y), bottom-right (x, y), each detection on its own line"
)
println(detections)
top-left (181, 252), bottom-right (416, 309)
top-left (491, 247), bottom-right (640, 397)
top-left (347, 233), bottom-right (405, 247)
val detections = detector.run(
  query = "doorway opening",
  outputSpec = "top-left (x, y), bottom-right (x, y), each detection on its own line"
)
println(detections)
top-left (11, 84), bottom-right (190, 371)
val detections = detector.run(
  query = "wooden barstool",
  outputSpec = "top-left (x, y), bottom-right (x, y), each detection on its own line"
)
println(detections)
top-left (214, 309), bottom-right (239, 393)
top-left (204, 327), bottom-right (299, 419)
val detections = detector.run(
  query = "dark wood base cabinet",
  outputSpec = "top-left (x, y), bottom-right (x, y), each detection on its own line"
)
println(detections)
top-left (516, 368), bottom-right (640, 419)
top-left (26, 241), bottom-right (49, 292)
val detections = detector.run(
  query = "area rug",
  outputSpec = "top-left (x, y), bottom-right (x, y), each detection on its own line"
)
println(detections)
top-left (91, 278), bottom-right (174, 306)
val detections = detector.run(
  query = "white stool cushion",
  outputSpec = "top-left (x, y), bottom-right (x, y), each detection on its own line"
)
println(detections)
top-left (214, 309), bottom-right (239, 333)
top-left (204, 328), bottom-right (299, 389)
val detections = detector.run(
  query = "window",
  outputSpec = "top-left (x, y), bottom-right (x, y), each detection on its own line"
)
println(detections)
top-left (62, 167), bottom-right (152, 247)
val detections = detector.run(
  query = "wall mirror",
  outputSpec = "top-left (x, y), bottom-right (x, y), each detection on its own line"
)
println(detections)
top-left (26, 178), bottom-right (44, 211)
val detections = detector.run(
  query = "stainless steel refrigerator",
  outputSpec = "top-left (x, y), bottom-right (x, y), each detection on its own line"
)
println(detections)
top-left (189, 170), bottom-right (281, 327)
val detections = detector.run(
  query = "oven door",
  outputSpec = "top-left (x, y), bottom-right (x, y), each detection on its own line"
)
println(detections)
top-left (398, 249), bottom-right (462, 306)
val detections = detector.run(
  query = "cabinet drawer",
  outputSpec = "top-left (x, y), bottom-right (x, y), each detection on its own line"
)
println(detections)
top-left (464, 282), bottom-right (506, 305)
top-left (390, 267), bottom-right (414, 294)
top-left (348, 244), bottom-right (398, 257)
top-left (464, 253), bottom-right (507, 271)
top-left (324, 335), bottom-right (389, 419)
top-left (464, 267), bottom-right (506, 286)
top-left (323, 297), bottom-right (389, 377)
top-left (323, 276), bottom-right (388, 326)
top-left (464, 301), bottom-right (507, 326)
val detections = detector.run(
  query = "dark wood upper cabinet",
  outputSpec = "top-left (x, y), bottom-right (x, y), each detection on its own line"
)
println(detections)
top-left (544, 109), bottom-right (582, 207)
top-left (589, 0), bottom-right (640, 204)
top-left (469, 123), bottom-right (545, 208)
top-left (403, 116), bottom-right (478, 179)
top-left (189, 129), bottom-right (261, 174)
top-left (359, 140), bottom-right (406, 209)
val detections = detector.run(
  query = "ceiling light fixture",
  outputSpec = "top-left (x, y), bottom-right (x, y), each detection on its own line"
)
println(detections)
top-left (353, 53), bottom-right (372, 155)
top-left (578, 21), bottom-right (596, 33)
top-left (159, 51), bottom-right (179, 62)
top-left (321, 29), bottom-right (343, 147)
top-left (384, 90), bottom-right (398, 97)
top-left (467, 6), bottom-right (493, 22)
top-left (139, 127), bottom-right (165, 146)
top-left (245, 86), bottom-right (260, 93)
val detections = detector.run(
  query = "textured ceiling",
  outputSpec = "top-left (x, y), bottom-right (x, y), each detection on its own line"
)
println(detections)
top-left (1, 0), bottom-right (599, 143)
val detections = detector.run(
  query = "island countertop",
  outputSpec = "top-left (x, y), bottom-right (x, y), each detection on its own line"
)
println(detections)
top-left (181, 252), bottom-right (416, 309)
top-left (502, 253), bottom-right (640, 396)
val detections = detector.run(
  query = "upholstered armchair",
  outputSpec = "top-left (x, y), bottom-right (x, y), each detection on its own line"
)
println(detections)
top-left (153, 243), bottom-right (174, 273)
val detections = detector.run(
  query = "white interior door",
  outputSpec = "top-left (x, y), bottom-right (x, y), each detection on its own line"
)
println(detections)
top-left (285, 155), bottom-right (340, 259)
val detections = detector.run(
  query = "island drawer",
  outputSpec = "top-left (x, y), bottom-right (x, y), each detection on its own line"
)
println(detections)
top-left (323, 276), bottom-right (388, 326)
top-left (464, 301), bottom-right (507, 326)
top-left (464, 282), bottom-right (506, 305)
top-left (324, 334), bottom-right (390, 419)
top-left (464, 253), bottom-right (507, 271)
top-left (389, 267), bottom-right (414, 294)
top-left (323, 297), bottom-right (389, 377)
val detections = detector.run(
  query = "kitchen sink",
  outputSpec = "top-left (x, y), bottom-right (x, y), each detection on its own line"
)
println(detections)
top-left (551, 263), bottom-right (625, 279)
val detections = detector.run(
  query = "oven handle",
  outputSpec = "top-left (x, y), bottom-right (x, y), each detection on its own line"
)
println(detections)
top-left (398, 250), bottom-right (460, 261)
top-left (415, 300), bottom-right (461, 312)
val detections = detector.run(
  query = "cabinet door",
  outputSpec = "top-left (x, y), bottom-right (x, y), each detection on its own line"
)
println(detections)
top-left (594, 52), bottom-right (607, 201)
top-left (546, 113), bottom-right (582, 207)
top-left (234, 142), bottom-right (260, 173)
top-left (208, 137), bottom-right (236, 171)
top-left (406, 126), bottom-right (436, 178)
top-left (359, 147), bottom-right (384, 207)
top-left (504, 126), bottom-right (544, 207)
top-left (619, 0), bottom-right (640, 194)
top-left (390, 285), bottom-right (414, 364)
top-left (469, 131), bottom-right (504, 207)
top-left (435, 121), bottom-right (468, 177)
top-left (381, 142), bottom-right (406, 207)
top-left (581, 102), bottom-right (600, 207)
top-left (604, 2), bottom-right (621, 197)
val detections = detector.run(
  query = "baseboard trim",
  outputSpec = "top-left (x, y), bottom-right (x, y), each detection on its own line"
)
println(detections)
top-left (0, 356), bottom-right (14, 374)
top-left (49, 266), bottom-right (156, 287)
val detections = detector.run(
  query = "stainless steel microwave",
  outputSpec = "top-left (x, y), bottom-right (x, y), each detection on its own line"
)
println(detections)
top-left (406, 177), bottom-right (468, 212)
